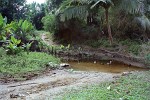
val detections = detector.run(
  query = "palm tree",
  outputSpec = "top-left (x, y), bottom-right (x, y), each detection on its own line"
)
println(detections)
top-left (57, 0), bottom-right (145, 45)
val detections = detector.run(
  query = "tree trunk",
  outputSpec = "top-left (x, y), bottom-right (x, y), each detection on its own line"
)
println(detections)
top-left (105, 8), bottom-right (113, 45)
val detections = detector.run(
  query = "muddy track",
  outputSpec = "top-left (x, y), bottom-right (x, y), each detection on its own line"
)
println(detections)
top-left (0, 70), bottom-right (119, 100)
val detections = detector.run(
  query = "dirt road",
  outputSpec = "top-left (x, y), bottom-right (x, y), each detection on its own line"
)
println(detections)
top-left (0, 69), bottom-right (119, 100)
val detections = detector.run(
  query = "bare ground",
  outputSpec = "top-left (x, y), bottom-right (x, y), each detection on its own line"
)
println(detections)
top-left (41, 33), bottom-right (57, 46)
top-left (0, 69), bottom-right (119, 100)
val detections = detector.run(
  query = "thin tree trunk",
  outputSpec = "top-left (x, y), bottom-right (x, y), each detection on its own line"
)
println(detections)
top-left (105, 8), bottom-right (113, 45)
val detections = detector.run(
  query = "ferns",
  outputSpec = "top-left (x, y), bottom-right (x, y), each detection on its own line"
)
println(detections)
top-left (119, 0), bottom-right (149, 15)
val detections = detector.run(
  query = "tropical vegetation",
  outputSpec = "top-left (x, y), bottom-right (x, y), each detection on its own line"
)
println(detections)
top-left (0, 0), bottom-right (149, 99)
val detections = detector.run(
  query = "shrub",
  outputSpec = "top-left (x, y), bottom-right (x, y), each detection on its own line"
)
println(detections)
top-left (0, 14), bottom-right (35, 43)
top-left (42, 14), bottom-right (56, 33)
top-left (14, 19), bottom-right (34, 43)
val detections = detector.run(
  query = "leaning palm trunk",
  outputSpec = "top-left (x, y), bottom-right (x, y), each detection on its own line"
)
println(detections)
top-left (105, 8), bottom-right (113, 45)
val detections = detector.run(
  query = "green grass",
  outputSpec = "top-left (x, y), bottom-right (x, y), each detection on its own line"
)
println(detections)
top-left (84, 38), bottom-right (111, 48)
top-left (119, 39), bottom-right (141, 55)
top-left (58, 71), bottom-right (150, 100)
top-left (0, 48), bottom-right (60, 79)
top-left (85, 38), bottom-right (142, 55)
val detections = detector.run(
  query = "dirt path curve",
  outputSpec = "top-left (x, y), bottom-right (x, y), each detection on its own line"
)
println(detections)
top-left (0, 69), bottom-right (119, 100)
top-left (41, 33), bottom-right (56, 46)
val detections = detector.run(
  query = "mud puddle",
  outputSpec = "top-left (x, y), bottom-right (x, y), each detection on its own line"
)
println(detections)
top-left (66, 60), bottom-right (148, 73)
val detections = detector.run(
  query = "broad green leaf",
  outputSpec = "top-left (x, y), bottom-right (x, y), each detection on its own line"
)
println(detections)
top-left (17, 40), bottom-right (21, 44)
top-left (11, 36), bottom-right (17, 44)
top-left (0, 14), bottom-right (4, 28)
top-left (18, 20), bottom-right (23, 27)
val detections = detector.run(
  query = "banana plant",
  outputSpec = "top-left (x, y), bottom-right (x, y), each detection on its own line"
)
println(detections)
top-left (15, 19), bottom-right (34, 43)
top-left (21, 20), bottom-right (34, 33)
top-left (22, 42), bottom-right (33, 54)
top-left (0, 14), bottom-right (18, 41)
top-left (6, 36), bottom-right (22, 55)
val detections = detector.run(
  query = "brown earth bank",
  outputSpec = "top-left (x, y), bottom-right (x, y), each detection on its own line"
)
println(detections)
top-left (41, 33), bottom-right (150, 68)
top-left (54, 45), bottom-right (149, 68)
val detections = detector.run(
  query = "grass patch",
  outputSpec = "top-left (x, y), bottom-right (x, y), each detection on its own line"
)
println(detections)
top-left (85, 38), bottom-right (142, 55)
top-left (119, 39), bottom-right (141, 55)
top-left (0, 48), bottom-right (60, 81)
top-left (84, 38), bottom-right (111, 48)
top-left (58, 71), bottom-right (150, 100)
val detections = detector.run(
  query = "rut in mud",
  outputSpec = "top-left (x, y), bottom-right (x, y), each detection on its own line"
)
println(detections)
top-left (0, 69), bottom-right (119, 100)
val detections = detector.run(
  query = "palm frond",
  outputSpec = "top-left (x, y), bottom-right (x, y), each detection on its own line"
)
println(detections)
top-left (57, 0), bottom-right (114, 22)
top-left (120, 0), bottom-right (144, 14)
top-left (60, 5), bottom-right (88, 21)
top-left (133, 15), bottom-right (150, 32)
top-left (91, 0), bottom-right (113, 9)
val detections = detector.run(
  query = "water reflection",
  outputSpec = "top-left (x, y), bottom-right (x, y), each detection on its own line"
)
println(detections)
top-left (66, 60), bottom-right (148, 73)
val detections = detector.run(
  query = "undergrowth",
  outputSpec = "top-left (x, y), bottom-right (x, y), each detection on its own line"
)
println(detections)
top-left (0, 47), bottom-right (60, 80)
top-left (119, 39), bottom-right (141, 55)
top-left (85, 38), bottom-right (142, 55)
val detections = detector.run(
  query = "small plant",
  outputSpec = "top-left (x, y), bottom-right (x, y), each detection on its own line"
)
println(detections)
top-left (38, 40), bottom-right (49, 51)
top-left (145, 53), bottom-right (150, 65)
top-left (22, 42), bottom-right (33, 54)
top-left (60, 44), bottom-right (70, 51)
top-left (6, 36), bottom-right (23, 55)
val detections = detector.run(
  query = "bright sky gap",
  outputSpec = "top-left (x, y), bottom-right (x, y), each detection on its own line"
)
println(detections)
top-left (26, 0), bottom-right (46, 4)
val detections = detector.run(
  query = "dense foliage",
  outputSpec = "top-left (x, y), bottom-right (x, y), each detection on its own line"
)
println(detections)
top-left (0, 0), bottom-right (26, 22)
top-left (0, 14), bottom-right (36, 54)
top-left (42, 14), bottom-right (56, 32)
top-left (42, 0), bottom-right (150, 44)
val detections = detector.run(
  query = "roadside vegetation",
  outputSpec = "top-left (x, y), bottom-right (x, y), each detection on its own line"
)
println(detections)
top-left (58, 71), bottom-right (150, 100)
top-left (0, 11), bottom-right (60, 82)
top-left (0, 47), bottom-right (60, 81)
